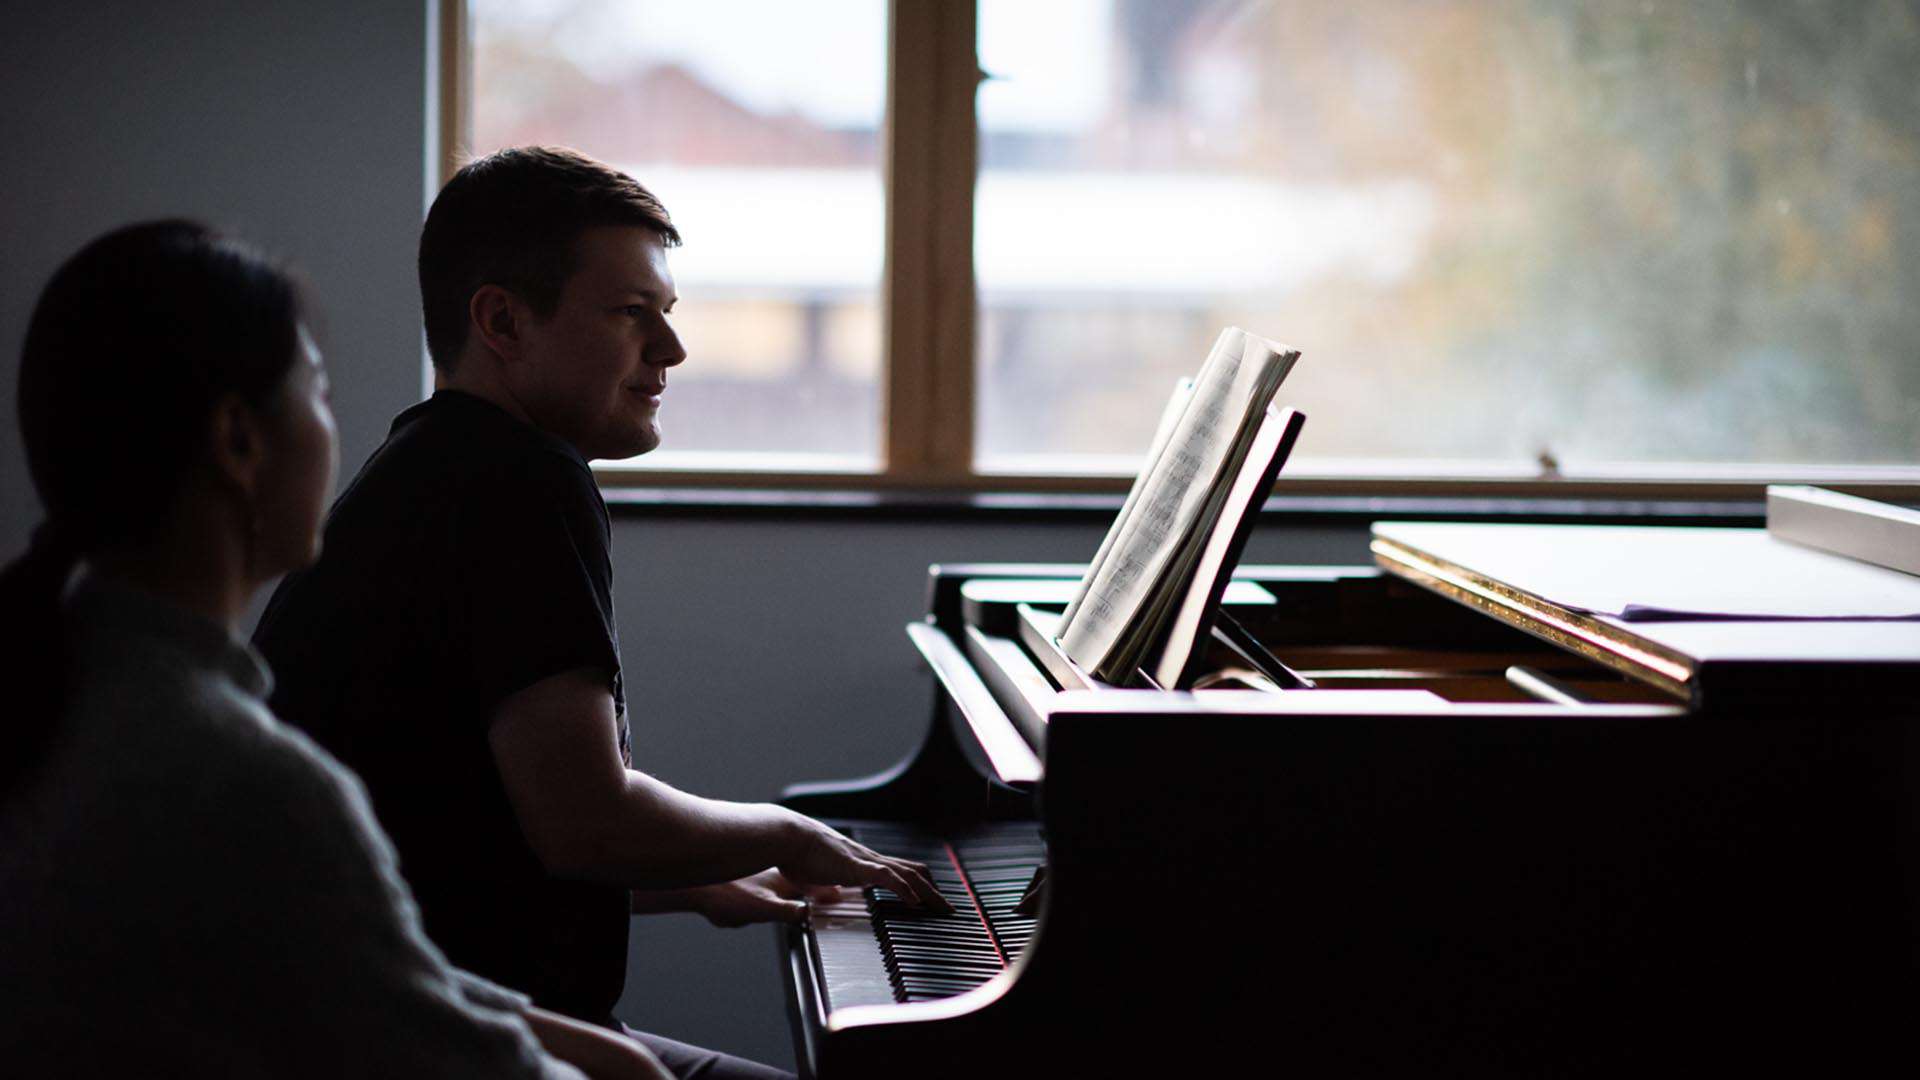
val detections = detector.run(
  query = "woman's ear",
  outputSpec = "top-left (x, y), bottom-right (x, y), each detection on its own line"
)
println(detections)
top-left (469, 284), bottom-right (528, 364)
top-left (206, 392), bottom-right (266, 499)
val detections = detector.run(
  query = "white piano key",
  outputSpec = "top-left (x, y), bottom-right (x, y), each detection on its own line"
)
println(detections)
top-left (810, 908), bottom-right (898, 1012)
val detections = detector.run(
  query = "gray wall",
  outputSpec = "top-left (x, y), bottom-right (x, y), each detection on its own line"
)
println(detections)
top-left (0, 4), bottom-right (1373, 1071)
top-left (0, 0), bottom-right (429, 557)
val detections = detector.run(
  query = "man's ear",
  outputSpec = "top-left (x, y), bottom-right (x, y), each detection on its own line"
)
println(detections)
top-left (207, 392), bottom-right (266, 499)
top-left (469, 284), bottom-right (530, 364)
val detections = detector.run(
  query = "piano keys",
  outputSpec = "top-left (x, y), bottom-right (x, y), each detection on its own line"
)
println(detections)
top-left (780, 530), bottom-right (1920, 1078)
top-left (807, 823), bottom-right (1043, 1010)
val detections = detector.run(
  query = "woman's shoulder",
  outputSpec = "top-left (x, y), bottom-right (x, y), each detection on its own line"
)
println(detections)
top-left (91, 673), bottom-right (371, 836)
top-left (196, 697), bottom-right (388, 856)
top-left (67, 648), bottom-right (374, 844)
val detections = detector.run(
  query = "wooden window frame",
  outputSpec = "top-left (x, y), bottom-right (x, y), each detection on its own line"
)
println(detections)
top-left (436, 0), bottom-right (1918, 503)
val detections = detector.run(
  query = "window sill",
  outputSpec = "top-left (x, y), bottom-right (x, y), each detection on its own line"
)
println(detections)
top-left (593, 460), bottom-right (1919, 504)
top-left (601, 484), bottom-right (1773, 526)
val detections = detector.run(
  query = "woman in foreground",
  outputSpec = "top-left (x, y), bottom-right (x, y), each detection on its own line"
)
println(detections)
top-left (0, 220), bottom-right (667, 1079)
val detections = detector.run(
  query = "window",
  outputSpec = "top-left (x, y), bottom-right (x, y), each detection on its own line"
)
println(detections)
top-left (468, 0), bottom-right (888, 472)
top-left (451, 0), bottom-right (1920, 495)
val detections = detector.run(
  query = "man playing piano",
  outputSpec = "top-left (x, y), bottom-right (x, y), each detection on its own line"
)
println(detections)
top-left (254, 146), bottom-right (945, 1080)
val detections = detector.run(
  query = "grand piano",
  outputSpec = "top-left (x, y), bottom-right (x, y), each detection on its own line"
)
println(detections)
top-left (778, 521), bottom-right (1920, 1076)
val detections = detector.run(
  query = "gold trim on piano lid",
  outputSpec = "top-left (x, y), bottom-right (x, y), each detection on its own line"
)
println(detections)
top-left (1368, 536), bottom-right (1696, 703)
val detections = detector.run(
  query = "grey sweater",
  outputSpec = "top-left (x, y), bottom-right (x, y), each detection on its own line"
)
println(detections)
top-left (0, 574), bottom-right (585, 1078)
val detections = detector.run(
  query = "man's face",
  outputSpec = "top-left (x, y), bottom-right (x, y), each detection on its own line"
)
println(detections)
top-left (514, 225), bottom-right (685, 460)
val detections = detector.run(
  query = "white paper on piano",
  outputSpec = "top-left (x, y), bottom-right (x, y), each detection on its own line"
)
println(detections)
top-left (1058, 327), bottom-right (1300, 680)
top-left (1372, 522), bottom-right (1920, 622)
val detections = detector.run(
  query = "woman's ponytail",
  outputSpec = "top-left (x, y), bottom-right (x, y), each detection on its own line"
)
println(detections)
top-left (0, 522), bottom-right (85, 794)
top-left (3, 219), bottom-right (304, 797)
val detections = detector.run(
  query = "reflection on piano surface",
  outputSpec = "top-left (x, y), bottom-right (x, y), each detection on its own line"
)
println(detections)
top-left (779, 532), bottom-right (1920, 1078)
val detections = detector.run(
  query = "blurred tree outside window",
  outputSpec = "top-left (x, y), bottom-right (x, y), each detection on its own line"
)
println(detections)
top-left (472, 0), bottom-right (1920, 482)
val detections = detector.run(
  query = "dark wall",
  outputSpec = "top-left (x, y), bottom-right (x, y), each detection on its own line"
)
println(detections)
top-left (0, 0), bottom-right (431, 557)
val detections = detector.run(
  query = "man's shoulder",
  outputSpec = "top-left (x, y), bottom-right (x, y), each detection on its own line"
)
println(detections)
top-left (332, 394), bottom-right (598, 526)
top-left (377, 394), bottom-right (597, 499)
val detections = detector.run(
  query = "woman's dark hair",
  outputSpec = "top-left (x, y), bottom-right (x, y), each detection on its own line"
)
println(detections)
top-left (2, 219), bottom-right (306, 790)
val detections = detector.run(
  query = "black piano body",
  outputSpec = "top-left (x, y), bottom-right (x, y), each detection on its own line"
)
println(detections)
top-left (780, 529), bottom-right (1920, 1077)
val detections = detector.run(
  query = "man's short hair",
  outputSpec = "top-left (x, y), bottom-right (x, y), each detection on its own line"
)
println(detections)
top-left (420, 146), bottom-right (681, 373)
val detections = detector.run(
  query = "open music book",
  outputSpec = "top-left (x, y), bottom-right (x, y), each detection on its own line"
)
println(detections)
top-left (1057, 327), bottom-right (1304, 686)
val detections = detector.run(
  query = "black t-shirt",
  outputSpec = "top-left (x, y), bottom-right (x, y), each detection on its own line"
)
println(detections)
top-left (255, 390), bottom-right (631, 1024)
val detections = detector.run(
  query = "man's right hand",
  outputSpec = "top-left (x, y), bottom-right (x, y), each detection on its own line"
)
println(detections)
top-left (774, 810), bottom-right (953, 912)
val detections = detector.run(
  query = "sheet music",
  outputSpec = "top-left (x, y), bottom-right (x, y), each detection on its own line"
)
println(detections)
top-left (1059, 327), bottom-right (1299, 672)
top-left (1059, 377), bottom-right (1196, 630)
top-left (1147, 406), bottom-right (1301, 688)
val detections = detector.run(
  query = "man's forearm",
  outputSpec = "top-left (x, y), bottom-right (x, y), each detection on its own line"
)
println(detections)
top-left (488, 669), bottom-right (944, 907)
top-left (543, 768), bottom-right (799, 888)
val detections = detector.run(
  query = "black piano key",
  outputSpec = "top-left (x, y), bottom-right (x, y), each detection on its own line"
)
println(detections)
top-left (883, 940), bottom-right (997, 953)
top-left (884, 939), bottom-right (997, 952)
top-left (884, 941), bottom-right (998, 956)
top-left (899, 974), bottom-right (991, 987)
top-left (887, 941), bottom-right (998, 957)
top-left (882, 938), bottom-right (997, 952)
top-left (874, 917), bottom-right (994, 934)
top-left (877, 925), bottom-right (993, 940)
top-left (899, 978), bottom-right (991, 994)
top-left (877, 923), bottom-right (998, 938)
top-left (892, 963), bottom-right (1006, 978)
top-left (899, 984), bottom-right (991, 998)
top-left (875, 920), bottom-right (994, 936)
top-left (884, 944), bottom-right (996, 958)
top-left (895, 970), bottom-right (990, 985)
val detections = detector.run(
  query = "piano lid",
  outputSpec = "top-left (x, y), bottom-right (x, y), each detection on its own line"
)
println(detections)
top-left (1371, 522), bottom-right (1920, 710)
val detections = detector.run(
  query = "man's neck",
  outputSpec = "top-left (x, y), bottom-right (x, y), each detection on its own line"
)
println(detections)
top-left (437, 360), bottom-right (534, 426)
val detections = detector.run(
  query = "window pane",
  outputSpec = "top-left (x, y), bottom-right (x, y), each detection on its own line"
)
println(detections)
top-left (471, 0), bottom-right (886, 469)
top-left (975, 0), bottom-right (1920, 476)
